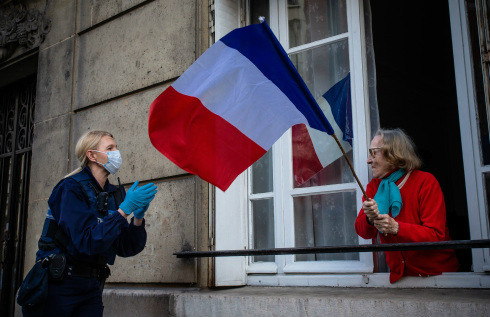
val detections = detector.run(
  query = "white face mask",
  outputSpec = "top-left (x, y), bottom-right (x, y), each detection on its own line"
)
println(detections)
top-left (92, 150), bottom-right (122, 174)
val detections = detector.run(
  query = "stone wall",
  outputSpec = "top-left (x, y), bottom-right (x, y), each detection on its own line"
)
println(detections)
top-left (4, 0), bottom-right (210, 286)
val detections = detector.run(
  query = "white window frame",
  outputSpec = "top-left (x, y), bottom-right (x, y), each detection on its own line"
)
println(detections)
top-left (214, 0), bottom-right (490, 288)
top-left (448, 0), bottom-right (490, 272)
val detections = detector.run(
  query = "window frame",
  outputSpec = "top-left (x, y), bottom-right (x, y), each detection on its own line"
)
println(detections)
top-left (214, 0), bottom-right (490, 288)
top-left (448, 0), bottom-right (490, 273)
top-left (244, 0), bottom-right (373, 276)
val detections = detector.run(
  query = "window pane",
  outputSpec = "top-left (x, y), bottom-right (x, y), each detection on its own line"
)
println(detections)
top-left (251, 149), bottom-right (273, 193)
top-left (485, 173), bottom-right (490, 226)
top-left (288, 0), bottom-right (348, 48)
top-left (252, 199), bottom-right (275, 262)
top-left (294, 191), bottom-right (359, 261)
top-left (290, 40), bottom-right (353, 187)
top-left (466, 0), bottom-right (490, 165)
top-left (250, 0), bottom-right (270, 25)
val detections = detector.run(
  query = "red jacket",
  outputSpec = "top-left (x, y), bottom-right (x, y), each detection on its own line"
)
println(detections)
top-left (355, 170), bottom-right (459, 283)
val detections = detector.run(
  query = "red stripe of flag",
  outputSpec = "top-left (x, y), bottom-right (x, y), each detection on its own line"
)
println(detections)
top-left (149, 86), bottom-right (267, 191)
top-left (292, 124), bottom-right (323, 186)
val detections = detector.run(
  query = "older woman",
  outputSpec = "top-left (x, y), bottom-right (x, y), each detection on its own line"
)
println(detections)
top-left (355, 128), bottom-right (459, 283)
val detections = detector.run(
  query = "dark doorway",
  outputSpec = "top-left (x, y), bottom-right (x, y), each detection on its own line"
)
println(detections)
top-left (0, 75), bottom-right (36, 317)
top-left (370, 0), bottom-right (471, 271)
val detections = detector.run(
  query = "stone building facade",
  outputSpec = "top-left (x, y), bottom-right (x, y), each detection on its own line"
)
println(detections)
top-left (1, 1), bottom-right (212, 315)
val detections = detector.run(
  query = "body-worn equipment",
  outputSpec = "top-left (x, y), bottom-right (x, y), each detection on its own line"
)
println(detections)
top-left (37, 175), bottom-right (125, 255)
top-left (47, 253), bottom-right (67, 281)
top-left (20, 166), bottom-right (147, 315)
top-left (35, 172), bottom-right (125, 282)
top-left (17, 261), bottom-right (49, 308)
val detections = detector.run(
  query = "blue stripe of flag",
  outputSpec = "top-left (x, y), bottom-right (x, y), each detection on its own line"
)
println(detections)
top-left (323, 73), bottom-right (353, 145)
top-left (220, 21), bottom-right (334, 135)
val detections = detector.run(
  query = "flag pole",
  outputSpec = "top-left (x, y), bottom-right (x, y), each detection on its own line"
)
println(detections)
top-left (332, 134), bottom-right (388, 235)
top-left (331, 133), bottom-right (369, 200)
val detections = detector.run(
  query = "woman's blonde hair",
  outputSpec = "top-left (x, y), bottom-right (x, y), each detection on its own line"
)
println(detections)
top-left (64, 131), bottom-right (114, 178)
top-left (376, 128), bottom-right (422, 172)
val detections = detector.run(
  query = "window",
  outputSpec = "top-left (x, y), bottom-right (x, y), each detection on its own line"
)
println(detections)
top-left (247, 0), bottom-right (371, 277)
top-left (215, 0), bottom-right (490, 288)
top-left (215, 0), bottom-right (372, 286)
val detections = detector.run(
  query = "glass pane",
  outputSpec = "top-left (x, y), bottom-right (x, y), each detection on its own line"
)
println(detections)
top-left (250, 0), bottom-right (270, 25)
top-left (466, 0), bottom-right (490, 165)
top-left (485, 173), bottom-right (490, 227)
top-left (294, 191), bottom-right (359, 261)
top-left (290, 39), bottom-right (353, 187)
top-left (288, 0), bottom-right (348, 48)
top-left (252, 199), bottom-right (275, 262)
top-left (251, 149), bottom-right (273, 193)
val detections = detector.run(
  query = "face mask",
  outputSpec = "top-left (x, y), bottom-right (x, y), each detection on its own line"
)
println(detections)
top-left (92, 150), bottom-right (122, 174)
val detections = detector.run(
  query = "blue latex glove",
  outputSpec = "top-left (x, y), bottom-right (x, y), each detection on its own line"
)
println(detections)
top-left (119, 181), bottom-right (157, 215)
top-left (133, 203), bottom-right (150, 219)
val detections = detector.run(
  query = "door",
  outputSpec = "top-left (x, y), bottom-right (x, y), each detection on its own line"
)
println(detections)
top-left (0, 76), bottom-right (35, 317)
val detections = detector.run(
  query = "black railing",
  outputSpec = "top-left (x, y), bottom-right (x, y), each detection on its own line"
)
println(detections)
top-left (174, 239), bottom-right (490, 258)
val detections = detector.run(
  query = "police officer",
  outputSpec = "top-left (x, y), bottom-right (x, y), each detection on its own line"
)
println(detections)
top-left (24, 131), bottom-right (157, 317)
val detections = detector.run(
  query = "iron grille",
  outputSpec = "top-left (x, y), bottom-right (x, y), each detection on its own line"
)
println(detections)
top-left (0, 75), bottom-right (35, 317)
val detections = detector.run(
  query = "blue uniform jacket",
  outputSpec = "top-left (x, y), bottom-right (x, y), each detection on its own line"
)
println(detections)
top-left (36, 167), bottom-right (147, 266)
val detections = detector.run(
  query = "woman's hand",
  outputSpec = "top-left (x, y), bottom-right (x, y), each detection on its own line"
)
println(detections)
top-left (119, 181), bottom-right (157, 215)
top-left (373, 214), bottom-right (399, 235)
top-left (133, 203), bottom-right (149, 220)
top-left (362, 198), bottom-right (379, 225)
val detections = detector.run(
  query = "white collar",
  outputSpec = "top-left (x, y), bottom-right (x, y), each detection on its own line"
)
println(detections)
top-left (397, 171), bottom-right (412, 190)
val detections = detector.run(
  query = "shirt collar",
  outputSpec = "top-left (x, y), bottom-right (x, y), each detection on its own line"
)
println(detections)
top-left (81, 166), bottom-right (115, 192)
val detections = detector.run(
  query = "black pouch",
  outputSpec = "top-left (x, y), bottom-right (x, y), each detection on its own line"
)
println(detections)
top-left (97, 192), bottom-right (109, 217)
top-left (98, 265), bottom-right (111, 291)
top-left (48, 253), bottom-right (66, 281)
top-left (17, 261), bottom-right (49, 307)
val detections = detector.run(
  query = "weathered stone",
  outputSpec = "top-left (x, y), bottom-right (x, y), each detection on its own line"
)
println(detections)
top-left (170, 287), bottom-right (490, 317)
top-left (108, 176), bottom-right (196, 283)
top-left (16, 286), bottom-right (490, 317)
top-left (23, 198), bottom-right (48, 276)
top-left (195, 179), bottom-right (210, 287)
top-left (28, 114), bottom-right (70, 202)
top-left (78, 0), bottom-right (148, 31)
top-left (71, 83), bottom-right (185, 181)
top-left (74, 0), bottom-right (195, 109)
top-left (103, 288), bottom-right (172, 317)
top-left (0, 0), bottom-right (50, 62)
top-left (40, 0), bottom-right (76, 48)
top-left (35, 38), bottom-right (74, 123)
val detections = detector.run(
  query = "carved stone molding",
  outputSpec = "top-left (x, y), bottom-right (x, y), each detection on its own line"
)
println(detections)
top-left (0, 2), bottom-right (51, 62)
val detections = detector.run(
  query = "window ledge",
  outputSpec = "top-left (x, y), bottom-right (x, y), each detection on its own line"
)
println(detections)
top-left (247, 272), bottom-right (490, 288)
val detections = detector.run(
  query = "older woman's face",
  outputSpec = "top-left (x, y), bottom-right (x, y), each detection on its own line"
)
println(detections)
top-left (367, 135), bottom-right (393, 179)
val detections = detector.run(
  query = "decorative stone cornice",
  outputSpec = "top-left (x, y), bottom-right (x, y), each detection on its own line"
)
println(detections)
top-left (0, 2), bottom-right (51, 62)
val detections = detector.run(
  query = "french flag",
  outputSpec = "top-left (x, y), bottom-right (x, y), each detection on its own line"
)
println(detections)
top-left (293, 73), bottom-right (353, 186)
top-left (148, 21), bottom-right (334, 191)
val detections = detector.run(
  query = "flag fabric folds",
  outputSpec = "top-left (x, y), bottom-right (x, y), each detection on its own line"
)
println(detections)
top-left (148, 21), bottom-right (334, 191)
top-left (293, 73), bottom-right (353, 186)
top-left (323, 73), bottom-right (352, 145)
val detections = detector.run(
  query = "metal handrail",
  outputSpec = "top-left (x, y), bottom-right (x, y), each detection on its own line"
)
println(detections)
top-left (174, 239), bottom-right (490, 258)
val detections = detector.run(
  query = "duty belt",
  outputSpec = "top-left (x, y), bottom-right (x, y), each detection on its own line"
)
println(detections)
top-left (66, 264), bottom-right (110, 279)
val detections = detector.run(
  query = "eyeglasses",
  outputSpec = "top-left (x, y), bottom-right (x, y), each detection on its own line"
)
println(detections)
top-left (368, 147), bottom-right (383, 157)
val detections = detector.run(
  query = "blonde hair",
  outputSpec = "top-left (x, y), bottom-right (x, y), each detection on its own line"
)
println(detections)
top-left (64, 131), bottom-right (114, 178)
top-left (376, 128), bottom-right (422, 172)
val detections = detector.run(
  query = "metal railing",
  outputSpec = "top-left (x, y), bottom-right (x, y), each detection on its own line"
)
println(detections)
top-left (174, 239), bottom-right (490, 258)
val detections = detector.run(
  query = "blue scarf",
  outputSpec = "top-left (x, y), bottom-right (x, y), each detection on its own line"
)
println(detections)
top-left (373, 169), bottom-right (404, 218)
